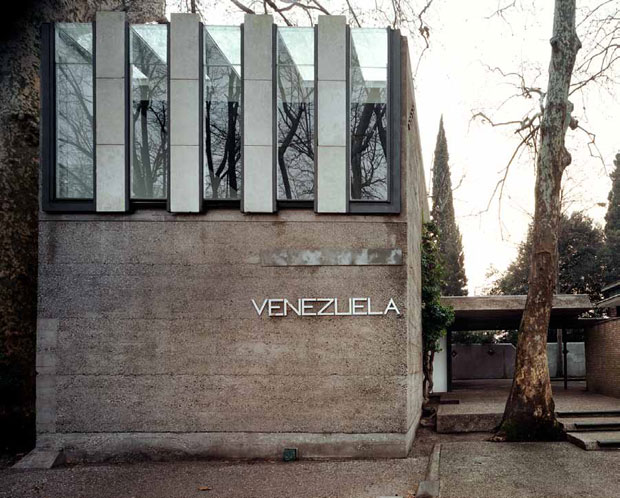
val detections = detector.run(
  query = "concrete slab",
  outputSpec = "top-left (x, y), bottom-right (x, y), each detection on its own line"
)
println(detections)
top-left (558, 416), bottom-right (620, 431)
top-left (442, 294), bottom-right (592, 330)
top-left (12, 450), bottom-right (65, 470)
top-left (566, 431), bottom-right (620, 450)
top-left (0, 457), bottom-right (425, 498)
top-left (437, 379), bottom-right (620, 433)
top-left (439, 441), bottom-right (620, 498)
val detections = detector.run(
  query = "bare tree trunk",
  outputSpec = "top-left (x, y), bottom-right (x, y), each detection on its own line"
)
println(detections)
top-left (496, 0), bottom-right (581, 441)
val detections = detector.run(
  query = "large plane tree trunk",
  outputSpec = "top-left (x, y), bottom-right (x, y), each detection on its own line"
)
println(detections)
top-left (0, 0), bottom-right (164, 455)
top-left (496, 0), bottom-right (581, 441)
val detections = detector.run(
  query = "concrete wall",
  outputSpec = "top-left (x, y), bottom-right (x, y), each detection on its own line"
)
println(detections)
top-left (35, 36), bottom-right (428, 462)
top-left (452, 342), bottom-right (585, 380)
top-left (452, 344), bottom-right (516, 380)
top-left (586, 318), bottom-right (620, 398)
top-left (547, 343), bottom-right (585, 378)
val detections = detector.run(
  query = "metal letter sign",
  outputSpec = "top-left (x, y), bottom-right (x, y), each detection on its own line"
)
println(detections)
top-left (251, 298), bottom-right (401, 317)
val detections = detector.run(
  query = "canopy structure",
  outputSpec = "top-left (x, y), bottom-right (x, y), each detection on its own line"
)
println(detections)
top-left (441, 294), bottom-right (594, 331)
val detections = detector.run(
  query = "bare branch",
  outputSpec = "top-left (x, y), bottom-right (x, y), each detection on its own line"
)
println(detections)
top-left (228, 0), bottom-right (254, 14)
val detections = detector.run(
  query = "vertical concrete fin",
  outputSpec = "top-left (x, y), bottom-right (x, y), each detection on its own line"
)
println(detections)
top-left (316, 15), bottom-right (347, 213)
top-left (169, 13), bottom-right (201, 213)
top-left (242, 14), bottom-right (275, 213)
top-left (95, 11), bottom-right (128, 212)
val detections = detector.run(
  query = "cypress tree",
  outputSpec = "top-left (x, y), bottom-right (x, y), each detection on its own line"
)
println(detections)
top-left (603, 153), bottom-right (620, 285)
top-left (431, 117), bottom-right (468, 296)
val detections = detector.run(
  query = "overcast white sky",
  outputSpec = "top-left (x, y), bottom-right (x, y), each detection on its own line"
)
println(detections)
top-left (168, 0), bottom-right (619, 295)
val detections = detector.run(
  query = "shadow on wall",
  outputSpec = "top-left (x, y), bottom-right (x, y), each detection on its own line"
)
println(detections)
top-left (452, 343), bottom-right (585, 380)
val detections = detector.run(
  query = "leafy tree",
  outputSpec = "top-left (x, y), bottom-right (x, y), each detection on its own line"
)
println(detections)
top-left (421, 222), bottom-right (455, 401)
top-left (602, 153), bottom-right (620, 285)
top-left (491, 212), bottom-right (606, 303)
top-left (431, 117), bottom-right (468, 296)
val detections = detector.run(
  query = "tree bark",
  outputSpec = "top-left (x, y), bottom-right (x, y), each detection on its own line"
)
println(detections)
top-left (496, 0), bottom-right (581, 441)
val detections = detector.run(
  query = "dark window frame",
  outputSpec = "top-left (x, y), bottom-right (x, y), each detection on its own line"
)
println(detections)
top-left (348, 28), bottom-right (401, 215)
top-left (41, 22), bottom-right (96, 212)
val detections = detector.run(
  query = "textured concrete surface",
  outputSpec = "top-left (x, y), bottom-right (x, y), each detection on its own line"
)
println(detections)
top-left (438, 380), bottom-right (620, 433)
top-left (452, 344), bottom-right (516, 380)
top-left (37, 430), bottom-right (416, 462)
top-left (0, 458), bottom-right (426, 498)
top-left (566, 431), bottom-right (620, 450)
top-left (440, 441), bottom-right (620, 498)
top-left (36, 34), bottom-right (428, 459)
top-left (452, 343), bottom-right (585, 380)
top-left (12, 450), bottom-right (64, 470)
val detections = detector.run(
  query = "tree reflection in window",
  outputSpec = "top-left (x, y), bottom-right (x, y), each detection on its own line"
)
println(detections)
top-left (276, 27), bottom-right (314, 201)
top-left (350, 29), bottom-right (388, 201)
top-left (130, 25), bottom-right (168, 200)
top-left (55, 23), bottom-right (94, 199)
top-left (204, 26), bottom-right (241, 200)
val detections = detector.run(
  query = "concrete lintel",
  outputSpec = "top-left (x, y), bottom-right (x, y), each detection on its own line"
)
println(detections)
top-left (260, 248), bottom-right (403, 266)
top-left (441, 294), bottom-right (592, 312)
top-left (38, 431), bottom-right (410, 462)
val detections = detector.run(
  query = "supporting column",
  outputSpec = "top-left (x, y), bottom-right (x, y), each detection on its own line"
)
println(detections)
top-left (169, 13), bottom-right (201, 213)
top-left (242, 14), bottom-right (275, 213)
top-left (316, 16), bottom-right (347, 213)
top-left (95, 11), bottom-right (128, 212)
top-left (432, 335), bottom-right (448, 393)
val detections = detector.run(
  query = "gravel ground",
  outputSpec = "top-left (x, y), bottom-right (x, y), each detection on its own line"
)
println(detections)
top-left (0, 457), bottom-right (426, 498)
top-left (440, 441), bottom-right (620, 498)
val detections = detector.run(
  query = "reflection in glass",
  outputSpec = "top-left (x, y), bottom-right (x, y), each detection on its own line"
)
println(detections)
top-left (350, 29), bottom-right (388, 201)
top-left (276, 27), bottom-right (314, 200)
top-left (204, 26), bottom-right (241, 200)
top-left (55, 23), bottom-right (94, 199)
top-left (130, 25), bottom-right (168, 200)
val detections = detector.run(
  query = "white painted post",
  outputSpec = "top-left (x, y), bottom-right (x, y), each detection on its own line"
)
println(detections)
top-left (169, 13), bottom-right (201, 213)
top-left (242, 14), bottom-right (275, 213)
top-left (316, 15), bottom-right (347, 213)
top-left (95, 11), bottom-right (128, 212)
top-left (432, 335), bottom-right (448, 393)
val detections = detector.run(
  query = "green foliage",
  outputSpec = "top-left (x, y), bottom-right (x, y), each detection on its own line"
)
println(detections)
top-left (422, 222), bottom-right (455, 354)
top-left (602, 153), bottom-right (620, 286)
top-left (431, 117), bottom-right (468, 296)
top-left (490, 211), bottom-right (606, 303)
top-left (452, 330), bottom-right (497, 345)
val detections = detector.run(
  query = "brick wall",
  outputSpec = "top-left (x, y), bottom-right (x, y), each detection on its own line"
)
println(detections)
top-left (585, 318), bottom-right (620, 398)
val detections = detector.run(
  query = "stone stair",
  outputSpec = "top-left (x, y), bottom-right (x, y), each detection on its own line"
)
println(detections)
top-left (557, 411), bottom-right (620, 451)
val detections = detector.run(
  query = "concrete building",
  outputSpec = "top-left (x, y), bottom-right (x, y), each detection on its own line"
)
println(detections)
top-left (36, 12), bottom-right (429, 461)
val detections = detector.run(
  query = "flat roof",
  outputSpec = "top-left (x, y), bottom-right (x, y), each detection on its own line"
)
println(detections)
top-left (441, 294), bottom-right (593, 331)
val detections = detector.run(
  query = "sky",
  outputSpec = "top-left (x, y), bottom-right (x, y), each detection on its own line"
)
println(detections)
top-left (168, 0), bottom-right (619, 295)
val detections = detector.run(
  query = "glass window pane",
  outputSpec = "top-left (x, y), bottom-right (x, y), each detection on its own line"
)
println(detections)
top-left (277, 28), bottom-right (314, 66)
top-left (350, 29), bottom-right (388, 202)
top-left (204, 26), bottom-right (241, 200)
top-left (276, 28), bottom-right (314, 201)
top-left (55, 23), bottom-right (92, 64)
top-left (350, 28), bottom-right (388, 69)
top-left (130, 25), bottom-right (168, 200)
top-left (55, 24), bottom-right (94, 199)
top-left (205, 26), bottom-right (241, 66)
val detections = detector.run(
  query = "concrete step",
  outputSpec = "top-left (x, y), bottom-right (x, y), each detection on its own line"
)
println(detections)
top-left (556, 410), bottom-right (620, 418)
top-left (12, 449), bottom-right (65, 469)
top-left (566, 431), bottom-right (620, 451)
top-left (558, 416), bottom-right (620, 432)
